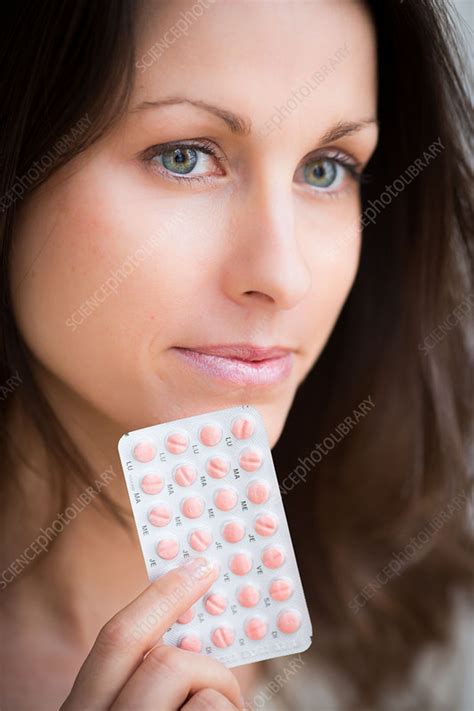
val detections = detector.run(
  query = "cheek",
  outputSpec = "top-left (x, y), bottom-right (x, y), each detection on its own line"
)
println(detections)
top-left (9, 160), bottom-right (221, 426)
top-left (298, 196), bottom-right (361, 358)
top-left (321, 206), bottom-right (362, 304)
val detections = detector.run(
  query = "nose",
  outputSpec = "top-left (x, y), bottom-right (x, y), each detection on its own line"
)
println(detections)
top-left (221, 180), bottom-right (312, 311)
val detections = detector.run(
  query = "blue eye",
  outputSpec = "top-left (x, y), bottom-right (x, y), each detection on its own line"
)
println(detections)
top-left (304, 159), bottom-right (339, 188)
top-left (296, 153), bottom-right (364, 196)
top-left (145, 139), bottom-right (224, 185)
top-left (161, 146), bottom-right (199, 175)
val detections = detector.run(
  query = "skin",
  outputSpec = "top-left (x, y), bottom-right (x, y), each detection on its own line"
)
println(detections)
top-left (1, 0), bottom-right (378, 708)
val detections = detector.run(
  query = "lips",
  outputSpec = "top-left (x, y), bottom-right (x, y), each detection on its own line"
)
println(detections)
top-left (171, 344), bottom-right (295, 386)
top-left (176, 344), bottom-right (293, 361)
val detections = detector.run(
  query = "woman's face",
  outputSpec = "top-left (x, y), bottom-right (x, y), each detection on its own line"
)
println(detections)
top-left (10, 0), bottom-right (378, 448)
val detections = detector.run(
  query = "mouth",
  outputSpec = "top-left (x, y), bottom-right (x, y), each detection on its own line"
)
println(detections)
top-left (170, 343), bottom-right (295, 386)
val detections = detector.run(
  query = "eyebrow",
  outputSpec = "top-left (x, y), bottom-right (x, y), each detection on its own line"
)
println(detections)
top-left (132, 96), bottom-right (378, 142)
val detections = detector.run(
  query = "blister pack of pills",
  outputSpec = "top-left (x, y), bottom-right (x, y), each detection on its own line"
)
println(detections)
top-left (118, 404), bottom-right (313, 667)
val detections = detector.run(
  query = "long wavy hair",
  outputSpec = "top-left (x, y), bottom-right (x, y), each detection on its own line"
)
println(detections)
top-left (1, 0), bottom-right (472, 706)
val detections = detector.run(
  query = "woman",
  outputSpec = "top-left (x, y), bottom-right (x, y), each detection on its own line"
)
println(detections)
top-left (1, 0), bottom-right (472, 709)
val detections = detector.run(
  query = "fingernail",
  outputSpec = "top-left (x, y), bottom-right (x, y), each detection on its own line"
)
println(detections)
top-left (183, 556), bottom-right (216, 580)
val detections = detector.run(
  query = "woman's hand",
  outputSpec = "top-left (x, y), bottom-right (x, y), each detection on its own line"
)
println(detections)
top-left (60, 557), bottom-right (244, 710)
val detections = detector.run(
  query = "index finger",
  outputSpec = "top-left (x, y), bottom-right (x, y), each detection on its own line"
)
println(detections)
top-left (61, 556), bottom-right (219, 711)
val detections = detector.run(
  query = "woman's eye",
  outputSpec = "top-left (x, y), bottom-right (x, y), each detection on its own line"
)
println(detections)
top-left (146, 141), bottom-right (224, 184)
top-left (304, 159), bottom-right (340, 188)
top-left (300, 156), bottom-right (360, 194)
top-left (161, 147), bottom-right (203, 175)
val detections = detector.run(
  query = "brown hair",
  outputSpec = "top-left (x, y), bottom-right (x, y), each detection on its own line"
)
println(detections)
top-left (1, 0), bottom-right (472, 706)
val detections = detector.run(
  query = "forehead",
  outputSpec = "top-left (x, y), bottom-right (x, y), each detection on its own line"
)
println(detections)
top-left (132, 0), bottom-right (377, 133)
